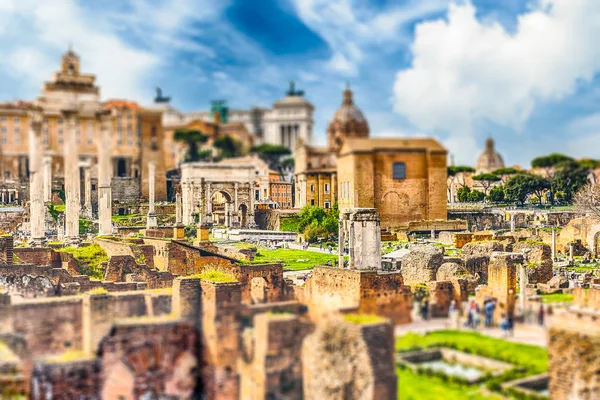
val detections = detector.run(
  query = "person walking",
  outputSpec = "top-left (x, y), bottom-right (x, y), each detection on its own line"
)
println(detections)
top-left (537, 304), bottom-right (545, 326)
top-left (485, 299), bottom-right (496, 327)
top-left (421, 297), bottom-right (430, 321)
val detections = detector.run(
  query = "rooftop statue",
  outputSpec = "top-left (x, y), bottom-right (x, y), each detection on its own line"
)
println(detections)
top-left (154, 87), bottom-right (171, 103)
top-left (286, 80), bottom-right (304, 97)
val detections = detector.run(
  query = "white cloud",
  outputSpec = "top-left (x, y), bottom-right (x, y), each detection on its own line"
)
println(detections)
top-left (393, 0), bottom-right (600, 164)
top-left (566, 113), bottom-right (600, 159)
top-left (291, 0), bottom-right (448, 76)
top-left (0, 0), bottom-right (225, 102)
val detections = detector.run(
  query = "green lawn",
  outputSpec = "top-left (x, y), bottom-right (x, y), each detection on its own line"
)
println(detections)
top-left (396, 330), bottom-right (548, 399)
top-left (398, 367), bottom-right (499, 400)
top-left (541, 292), bottom-right (574, 304)
top-left (245, 247), bottom-right (337, 270)
top-left (59, 242), bottom-right (108, 280)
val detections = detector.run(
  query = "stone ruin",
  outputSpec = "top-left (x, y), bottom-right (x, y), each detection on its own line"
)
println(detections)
top-left (0, 210), bottom-right (408, 398)
top-left (548, 285), bottom-right (600, 399)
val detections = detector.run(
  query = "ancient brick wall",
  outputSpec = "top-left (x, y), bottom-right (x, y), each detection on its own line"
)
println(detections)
top-left (427, 281), bottom-right (453, 317)
top-left (306, 267), bottom-right (412, 325)
top-left (111, 176), bottom-right (140, 203)
top-left (229, 264), bottom-right (284, 304)
top-left (99, 320), bottom-right (199, 399)
top-left (240, 313), bottom-right (311, 400)
top-left (549, 309), bottom-right (600, 399)
top-left (12, 297), bottom-right (83, 357)
top-left (172, 277), bottom-right (201, 319)
top-left (83, 292), bottom-right (148, 354)
top-left (31, 359), bottom-right (102, 400)
top-left (438, 231), bottom-right (472, 248)
top-left (200, 280), bottom-right (242, 400)
top-left (448, 210), bottom-right (506, 231)
top-left (302, 318), bottom-right (397, 400)
top-left (0, 236), bottom-right (14, 265)
top-left (13, 248), bottom-right (60, 268)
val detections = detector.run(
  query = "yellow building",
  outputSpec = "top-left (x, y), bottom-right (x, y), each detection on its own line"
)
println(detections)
top-left (0, 48), bottom-right (166, 203)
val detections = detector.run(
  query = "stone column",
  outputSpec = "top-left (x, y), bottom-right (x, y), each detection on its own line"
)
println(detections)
top-left (173, 191), bottom-right (185, 239)
top-left (569, 244), bottom-right (574, 263)
top-left (431, 229), bottom-right (435, 240)
top-left (510, 214), bottom-right (515, 233)
top-left (233, 182), bottom-right (239, 227)
top-left (82, 164), bottom-right (93, 219)
top-left (97, 111), bottom-right (113, 236)
top-left (181, 182), bottom-right (190, 225)
top-left (224, 201), bottom-right (230, 228)
top-left (28, 111), bottom-right (46, 246)
top-left (520, 264), bottom-right (527, 316)
top-left (63, 110), bottom-right (80, 244)
top-left (43, 155), bottom-right (52, 203)
top-left (206, 182), bottom-right (212, 219)
top-left (341, 208), bottom-right (382, 270)
top-left (146, 162), bottom-right (158, 228)
top-left (248, 181), bottom-right (257, 228)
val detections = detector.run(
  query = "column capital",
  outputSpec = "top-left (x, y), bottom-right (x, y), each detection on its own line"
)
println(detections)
top-left (27, 109), bottom-right (43, 132)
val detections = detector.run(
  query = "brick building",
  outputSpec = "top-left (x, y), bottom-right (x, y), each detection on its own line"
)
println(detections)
top-left (269, 170), bottom-right (293, 209)
top-left (295, 85), bottom-right (448, 228)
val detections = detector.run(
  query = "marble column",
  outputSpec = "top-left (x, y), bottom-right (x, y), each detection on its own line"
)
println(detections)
top-left (146, 162), bottom-right (158, 228)
top-left (233, 182), bottom-right (239, 227)
top-left (43, 155), bottom-right (52, 203)
top-left (176, 192), bottom-right (183, 225)
top-left (82, 165), bottom-right (93, 219)
top-left (97, 111), bottom-right (113, 236)
top-left (248, 181), bottom-right (257, 228)
top-left (28, 111), bottom-right (46, 246)
top-left (338, 219), bottom-right (345, 268)
top-left (181, 182), bottom-right (190, 225)
top-left (224, 201), bottom-right (230, 227)
top-left (520, 264), bottom-right (527, 314)
top-left (206, 182), bottom-right (212, 219)
top-left (63, 110), bottom-right (80, 243)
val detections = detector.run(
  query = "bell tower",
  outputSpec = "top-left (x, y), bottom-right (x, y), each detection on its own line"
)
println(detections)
top-left (61, 46), bottom-right (80, 76)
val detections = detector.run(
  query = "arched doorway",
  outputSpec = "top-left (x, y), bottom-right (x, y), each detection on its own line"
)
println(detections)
top-left (211, 190), bottom-right (233, 227)
top-left (238, 204), bottom-right (248, 227)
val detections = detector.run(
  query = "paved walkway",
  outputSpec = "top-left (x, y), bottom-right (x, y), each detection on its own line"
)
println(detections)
top-left (395, 317), bottom-right (548, 347)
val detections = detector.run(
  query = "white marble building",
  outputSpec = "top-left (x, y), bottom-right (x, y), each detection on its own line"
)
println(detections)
top-left (161, 82), bottom-right (314, 150)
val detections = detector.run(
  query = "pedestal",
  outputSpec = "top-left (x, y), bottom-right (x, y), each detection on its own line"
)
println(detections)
top-left (173, 225), bottom-right (186, 239)
top-left (197, 224), bottom-right (210, 242)
top-left (146, 212), bottom-right (158, 229)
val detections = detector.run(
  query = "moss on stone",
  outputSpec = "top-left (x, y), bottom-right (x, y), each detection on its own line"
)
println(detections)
top-left (190, 267), bottom-right (237, 283)
top-left (59, 243), bottom-right (108, 280)
top-left (343, 313), bottom-right (385, 325)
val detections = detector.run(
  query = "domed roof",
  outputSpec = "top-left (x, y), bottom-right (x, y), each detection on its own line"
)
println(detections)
top-left (476, 138), bottom-right (505, 174)
top-left (331, 86), bottom-right (367, 124)
top-left (327, 85), bottom-right (369, 150)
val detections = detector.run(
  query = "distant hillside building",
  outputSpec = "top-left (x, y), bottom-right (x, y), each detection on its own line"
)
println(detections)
top-left (161, 81), bottom-right (314, 151)
top-left (475, 138), bottom-right (505, 175)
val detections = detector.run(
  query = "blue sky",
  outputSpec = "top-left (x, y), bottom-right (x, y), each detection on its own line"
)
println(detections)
top-left (2, 0), bottom-right (600, 168)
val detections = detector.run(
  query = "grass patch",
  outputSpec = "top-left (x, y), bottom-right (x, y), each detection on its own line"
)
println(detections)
top-left (45, 351), bottom-right (89, 364)
top-left (344, 313), bottom-right (385, 325)
top-left (396, 330), bottom-right (547, 373)
top-left (59, 243), bottom-right (108, 280)
top-left (541, 293), bottom-right (574, 304)
top-left (245, 247), bottom-right (337, 270)
top-left (190, 267), bottom-right (237, 283)
top-left (279, 216), bottom-right (300, 232)
top-left (112, 213), bottom-right (141, 222)
top-left (396, 330), bottom-right (548, 399)
top-left (397, 367), bottom-right (498, 400)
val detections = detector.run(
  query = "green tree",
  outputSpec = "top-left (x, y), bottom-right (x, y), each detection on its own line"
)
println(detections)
top-left (472, 173), bottom-right (500, 196)
top-left (456, 186), bottom-right (471, 202)
top-left (297, 204), bottom-right (339, 241)
top-left (213, 135), bottom-right (243, 159)
top-left (505, 174), bottom-right (540, 204)
top-left (448, 166), bottom-right (475, 188)
top-left (174, 129), bottom-right (209, 162)
top-left (197, 149), bottom-right (213, 161)
top-left (487, 186), bottom-right (505, 203)
top-left (468, 190), bottom-right (485, 202)
top-left (529, 174), bottom-right (551, 204)
top-left (578, 158), bottom-right (600, 170)
top-left (251, 144), bottom-right (292, 172)
top-left (531, 153), bottom-right (575, 204)
top-left (281, 157), bottom-right (295, 171)
top-left (492, 167), bottom-right (519, 184)
top-left (553, 161), bottom-right (590, 203)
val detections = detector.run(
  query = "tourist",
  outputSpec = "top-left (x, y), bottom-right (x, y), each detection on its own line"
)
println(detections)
top-left (319, 242), bottom-right (323, 250)
top-left (421, 297), bottom-right (429, 320)
top-left (507, 314), bottom-right (514, 337)
top-left (537, 304), bottom-right (545, 326)
top-left (500, 314), bottom-right (510, 337)
top-left (449, 300), bottom-right (460, 329)
top-left (484, 299), bottom-right (496, 327)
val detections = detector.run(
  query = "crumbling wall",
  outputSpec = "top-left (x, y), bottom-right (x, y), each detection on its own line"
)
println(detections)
top-left (31, 359), bottom-right (102, 400)
top-left (240, 313), bottom-right (311, 400)
top-left (400, 246), bottom-right (444, 285)
top-left (229, 264), bottom-right (284, 304)
top-left (549, 310), bottom-right (600, 399)
top-left (302, 318), bottom-right (396, 400)
top-left (12, 297), bottom-right (83, 357)
top-left (0, 235), bottom-right (14, 265)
